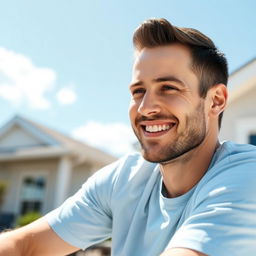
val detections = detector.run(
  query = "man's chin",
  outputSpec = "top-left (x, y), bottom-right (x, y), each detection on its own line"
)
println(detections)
top-left (141, 148), bottom-right (189, 164)
top-left (142, 151), bottom-right (170, 163)
top-left (139, 141), bottom-right (181, 163)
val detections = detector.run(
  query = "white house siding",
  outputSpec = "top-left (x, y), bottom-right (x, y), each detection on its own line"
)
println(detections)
top-left (219, 85), bottom-right (256, 142)
top-left (0, 159), bottom-right (59, 215)
top-left (68, 163), bottom-right (94, 197)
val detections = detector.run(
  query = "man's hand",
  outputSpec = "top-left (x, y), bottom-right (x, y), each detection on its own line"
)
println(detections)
top-left (0, 217), bottom-right (79, 256)
top-left (160, 248), bottom-right (207, 256)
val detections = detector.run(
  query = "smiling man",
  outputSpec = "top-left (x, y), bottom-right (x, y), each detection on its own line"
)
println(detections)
top-left (1, 18), bottom-right (256, 256)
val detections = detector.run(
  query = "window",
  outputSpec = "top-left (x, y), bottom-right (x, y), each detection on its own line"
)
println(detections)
top-left (249, 134), bottom-right (256, 146)
top-left (20, 176), bottom-right (46, 215)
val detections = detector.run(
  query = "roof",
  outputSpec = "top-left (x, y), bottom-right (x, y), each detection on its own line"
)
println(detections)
top-left (227, 58), bottom-right (256, 104)
top-left (230, 57), bottom-right (256, 76)
top-left (0, 115), bottom-right (116, 165)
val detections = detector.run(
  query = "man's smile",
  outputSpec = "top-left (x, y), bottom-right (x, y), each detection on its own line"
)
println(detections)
top-left (138, 120), bottom-right (177, 138)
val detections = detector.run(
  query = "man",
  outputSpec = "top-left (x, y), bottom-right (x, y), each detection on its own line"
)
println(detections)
top-left (1, 18), bottom-right (256, 256)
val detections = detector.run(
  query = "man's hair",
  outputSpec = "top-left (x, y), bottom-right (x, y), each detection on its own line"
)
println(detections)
top-left (133, 18), bottom-right (228, 128)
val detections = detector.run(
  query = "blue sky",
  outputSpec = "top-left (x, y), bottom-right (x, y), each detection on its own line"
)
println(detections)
top-left (0, 0), bottom-right (255, 156)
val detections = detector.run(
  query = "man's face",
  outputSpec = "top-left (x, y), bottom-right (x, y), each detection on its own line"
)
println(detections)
top-left (129, 44), bottom-right (208, 163)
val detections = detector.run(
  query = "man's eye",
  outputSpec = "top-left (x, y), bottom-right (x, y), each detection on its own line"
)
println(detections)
top-left (162, 85), bottom-right (178, 91)
top-left (132, 88), bottom-right (145, 95)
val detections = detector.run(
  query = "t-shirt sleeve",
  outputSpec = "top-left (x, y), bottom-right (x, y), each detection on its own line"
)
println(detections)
top-left (45, 161), bottom-right (119, 250)
top-left (167, 160), bottom-right (256, 256)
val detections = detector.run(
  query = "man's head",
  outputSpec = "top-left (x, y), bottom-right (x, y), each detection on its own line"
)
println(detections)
top-left (129, 18), bottom-right (228, 163)
top-left (133, 18), bottom-right (228, 128)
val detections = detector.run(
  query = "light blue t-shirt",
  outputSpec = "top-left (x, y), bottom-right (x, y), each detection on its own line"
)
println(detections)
top-left (46, 141), bottom-right (256, 256)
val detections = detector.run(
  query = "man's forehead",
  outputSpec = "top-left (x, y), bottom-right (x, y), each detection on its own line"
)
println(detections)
top-left (134, 44), bottom-right (191, 65)
top-left (130, 45), bottom-right (199, 89)
top-left (132, 45), bottom-right (192, 78)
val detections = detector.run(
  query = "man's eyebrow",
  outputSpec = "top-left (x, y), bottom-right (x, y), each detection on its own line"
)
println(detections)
top-left (153, 76), bottom-right (186, 87)
top-left (129, 76), bottom-right (186, 89)
top-left (129, 81), bottom-right (143, 89)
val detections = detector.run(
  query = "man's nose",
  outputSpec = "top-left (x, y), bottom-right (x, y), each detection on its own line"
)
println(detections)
top-left (138, 91), bottom-right (161, 117)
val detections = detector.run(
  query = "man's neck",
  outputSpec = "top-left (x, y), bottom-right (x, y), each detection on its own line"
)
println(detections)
top-left (160, 135), bottom-right (220, 198)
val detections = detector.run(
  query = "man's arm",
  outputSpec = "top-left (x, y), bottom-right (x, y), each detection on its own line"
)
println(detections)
top-left (0, 217), bottom-right (79, 256)
top-left (160, 248), bottom-right (207, 256)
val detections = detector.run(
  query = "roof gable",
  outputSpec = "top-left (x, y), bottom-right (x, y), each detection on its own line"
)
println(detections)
top-left (0, 115), bottom-right (116, 164)
top-left (0, 124), bottom-right (46, 151)
top-left (0, 116), bottom-right (59, 152)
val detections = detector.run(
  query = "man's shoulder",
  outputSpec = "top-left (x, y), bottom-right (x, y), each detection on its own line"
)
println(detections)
top-left (211, 141), bottom-right (256, 167)
top-left (222, 140), bottom-right (256, 155)
top-left (91, 152), bottom-right (158, 186)
top-left (195, 141), bottom-right (256, 198)
top-left (113, 152), bottom-right (158, 182)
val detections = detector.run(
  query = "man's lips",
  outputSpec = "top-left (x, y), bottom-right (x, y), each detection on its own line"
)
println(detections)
top-left (138, 120), bottom-right (177, 137)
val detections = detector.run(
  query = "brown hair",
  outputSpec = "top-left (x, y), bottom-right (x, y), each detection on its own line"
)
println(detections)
top-left (133, 18), bottom-right (228, 128)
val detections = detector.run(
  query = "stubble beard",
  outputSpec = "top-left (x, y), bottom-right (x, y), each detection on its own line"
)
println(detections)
top-left (133, 102), bottom-right (206, 163)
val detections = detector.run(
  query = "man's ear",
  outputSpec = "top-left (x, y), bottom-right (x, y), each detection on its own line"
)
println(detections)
top-left (208, 83), bottom-right (228, 117)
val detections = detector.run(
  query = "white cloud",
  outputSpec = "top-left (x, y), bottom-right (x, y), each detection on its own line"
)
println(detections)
top-left (71, 121), bottom-right (138, 157)
top-left (0, 47), bottom-right (56, 109)
top-left (56, 87), bottom-right (77, 105)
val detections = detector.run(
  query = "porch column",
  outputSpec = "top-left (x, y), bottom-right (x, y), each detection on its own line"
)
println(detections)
top-left (54, 156), bottom-right (72, 207)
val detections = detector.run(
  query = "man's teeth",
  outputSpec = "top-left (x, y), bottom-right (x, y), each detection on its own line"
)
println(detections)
top-left (145, 124), bottom-right (171, 133)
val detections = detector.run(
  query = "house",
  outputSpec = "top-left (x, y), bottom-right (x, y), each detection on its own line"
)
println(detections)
top-left (0, 115), bottom-right (116, 229)
top-left (219, 58), bottom-right (256, 145)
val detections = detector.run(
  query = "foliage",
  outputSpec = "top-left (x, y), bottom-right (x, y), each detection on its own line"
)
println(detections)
top-left (0, 181), bottom-right (8, 208)
top-left (0, 181), bottom-right (7, 196)
top-left (16, 211), bottom-right (42, 227)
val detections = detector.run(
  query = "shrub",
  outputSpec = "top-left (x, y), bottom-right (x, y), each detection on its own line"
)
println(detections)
top-left (0, 181), bottom-right (8, 209)
top-left (16, 211), bottom-right (41, 227)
